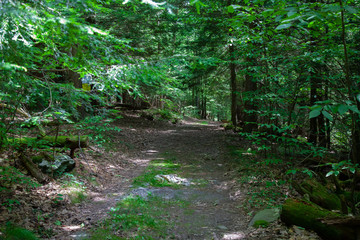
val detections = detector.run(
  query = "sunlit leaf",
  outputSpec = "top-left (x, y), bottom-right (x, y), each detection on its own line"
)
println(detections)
top-left (325, 171), bottom-right (334, 177)
top-left (141, 0), bottom-right (166, 9)
top-left (227, 5), bottom-right (234, 13)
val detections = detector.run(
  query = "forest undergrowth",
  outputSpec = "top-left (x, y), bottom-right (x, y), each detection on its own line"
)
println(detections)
top-left (0, 111), bottom-right (324, 239)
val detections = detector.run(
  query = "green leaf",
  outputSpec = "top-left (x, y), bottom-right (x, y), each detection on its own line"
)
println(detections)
top-left (275, 23), bottom-right (292, 30)
top-left (349, 105), bottom-right (360, 114)
top-left (325, 5), bottom-right (342, 12)
top-left (227, 5), bottom-right (234, 13)
top-left (344, 5), bottom-right (358, 14)
top-left (338, 104), bottom-right (349, 115)
top-left (322, 111), bottom-right (333, 121)
top-left (326, 171), bottom-right (334, 177)
top-left (309, 110), bottom-right (321, 119)
top-left (286, 169), bottom-right (297, 175)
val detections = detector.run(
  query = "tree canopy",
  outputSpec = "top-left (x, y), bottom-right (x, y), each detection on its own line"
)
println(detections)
top-left (2, 0), bottom-right (360, 153)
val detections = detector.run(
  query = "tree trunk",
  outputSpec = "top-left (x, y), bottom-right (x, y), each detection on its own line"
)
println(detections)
top-left (229, 43), bottom-right (237, 126)
top-left (309, 64), bottom-right (326, 147)
top-left (243, 69), bottom-right (257, 132)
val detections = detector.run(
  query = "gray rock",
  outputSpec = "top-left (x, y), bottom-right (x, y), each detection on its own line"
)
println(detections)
top-left (130, 187), bottom-right (152, 199)
top-left (154, 174), bottom-right (191, 186)
top-left (248, 208), bottom-right (280, 227)
top-left (129, 187), bottom-right (176, 200)
top-left (151, 188), bottom-right (175, 200)
top-left (218, 225), bottom-right (228, 230)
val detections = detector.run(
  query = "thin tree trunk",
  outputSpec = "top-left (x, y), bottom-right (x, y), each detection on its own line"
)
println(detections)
top-left (243, 70), bottom-right (257, 132)
top-left (229, 43), bottom-right (237, 126)
top-left (339, 0), bottom-right (360, 215)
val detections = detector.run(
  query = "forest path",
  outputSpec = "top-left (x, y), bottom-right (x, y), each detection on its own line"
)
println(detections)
top-left (58, 114), bottom-right (248, 239)
top-left (132, 118), bottom-right (248, 239)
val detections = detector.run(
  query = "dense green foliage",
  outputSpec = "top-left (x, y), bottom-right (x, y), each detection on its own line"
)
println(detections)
top-left (1, 0), bottom-right (360, 232)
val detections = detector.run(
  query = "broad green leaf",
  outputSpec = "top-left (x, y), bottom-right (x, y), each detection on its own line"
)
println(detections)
top-left (322, 111), bottom-right (333, 121)
top-left (349, 105), bottom-right (360, 114)
top-left (275, 23), bottom-right (292, 30)
top-left (344, 5), bottom-right (358, 14)
top-left (309, 110), bottom-right (321, 119)
top-left (227, 5), bottom-right (234, 13)
top-left (287, 11), bottom-right (297, 17)
top-left (337, 104), bottom-right (349, 115)
top-left (325, 5), bottom-right (341, 12)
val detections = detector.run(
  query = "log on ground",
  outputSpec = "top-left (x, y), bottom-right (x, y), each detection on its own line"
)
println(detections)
top-left (281, 198), bottom-right (356, 240)
top-left (20, 154), bottom-right (49, 183)
top-left (9, 136), bottom-right (89, 149)
top-left (293, 178), bottom-right (342, 211)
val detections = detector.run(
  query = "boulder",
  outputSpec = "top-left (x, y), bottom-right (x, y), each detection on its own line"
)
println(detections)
top-left (249, 208), bottom-right (280, 228)
top-left (34, 154), bottom-right (75, 175)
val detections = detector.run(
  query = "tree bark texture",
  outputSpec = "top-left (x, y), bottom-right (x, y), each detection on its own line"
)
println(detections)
top-left (243, 67), bottom-right (257, 132)
top-left (229, 43), bottom-right (237, 126)
top-left (20, 154), bottom-right (49, 183)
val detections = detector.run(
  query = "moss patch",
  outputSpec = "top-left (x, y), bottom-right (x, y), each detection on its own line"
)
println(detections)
top-left (281, 198), bottom-right (353, 240)
top-left (253, 220), bottom-right (269, 228)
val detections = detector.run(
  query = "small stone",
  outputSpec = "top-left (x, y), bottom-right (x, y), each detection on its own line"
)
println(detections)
top-left (218, 225), bottom-right (228, 230)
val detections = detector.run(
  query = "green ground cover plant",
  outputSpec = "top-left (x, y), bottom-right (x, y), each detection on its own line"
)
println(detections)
top-left (132, 158), bottom-right (181, 188)
top-left (89, 195), bottom-right (187, 240)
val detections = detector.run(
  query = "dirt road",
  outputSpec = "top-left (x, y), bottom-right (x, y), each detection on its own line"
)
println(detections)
top-left (57, 115), bottom-right (248, 239)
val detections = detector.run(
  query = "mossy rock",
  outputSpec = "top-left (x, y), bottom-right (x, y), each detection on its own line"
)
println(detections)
top-left (281, 198), bottom-right (355, 240)
top-left (32, 153), bottom-right (75, 175)
top-left (249, 208), bottom-right (280, 228)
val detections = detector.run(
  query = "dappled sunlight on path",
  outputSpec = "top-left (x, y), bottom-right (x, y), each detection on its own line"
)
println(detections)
top-left (55, 115), bottom-right (249, 239)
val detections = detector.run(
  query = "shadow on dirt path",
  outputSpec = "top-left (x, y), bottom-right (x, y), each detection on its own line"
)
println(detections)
top-left (133, 118), bottom-right (248, 239)
top-left (56, 116), bottom-right (248, 240)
